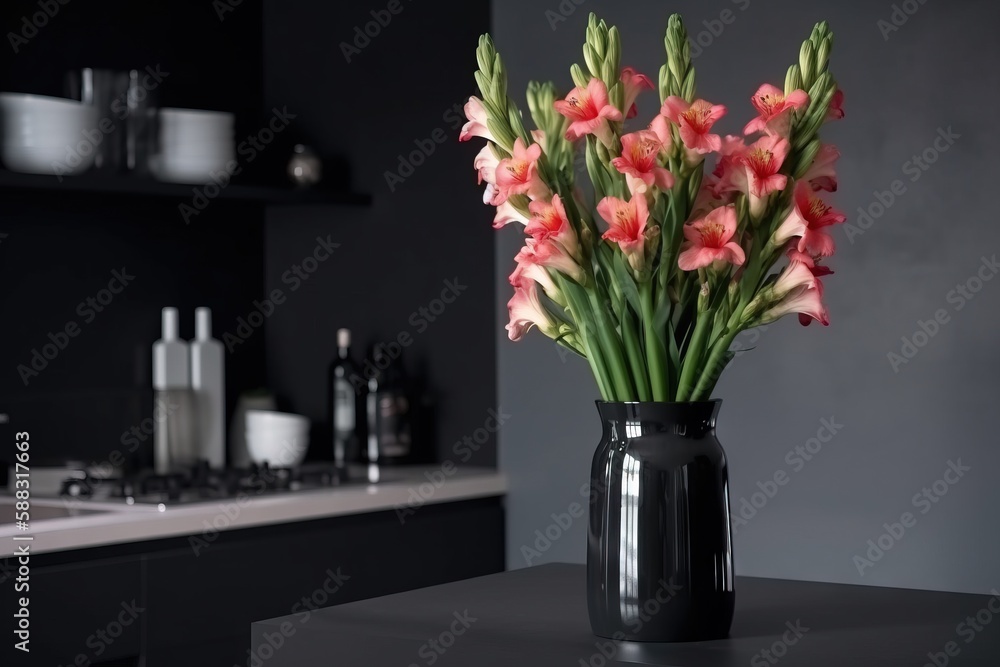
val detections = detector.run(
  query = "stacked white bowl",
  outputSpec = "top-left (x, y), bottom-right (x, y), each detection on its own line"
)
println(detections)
top-left (245, 410), bottom-right (309, 468)
top-left (0, 93), bottom-right (100, 175)
top-left (152, 108), bottom-right (235, 184)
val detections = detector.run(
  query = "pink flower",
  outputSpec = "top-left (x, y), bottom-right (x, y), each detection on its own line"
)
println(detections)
top-left (553, 78), bottom-right (623, 146)
top-left (786, 249), bottom-right (833, 325)
top-left (690, 180), bottom-right (729, 220)
top-left (741, 135), bottom-right (790, 218)
top-left (771, 181), bottom-right (847, 257)
top-left (621, 67), bottom-right (655, 119)
top-left (492, 199), bottom-right (529, 229)
top-left (648, 114), bottom-right (672, 147)
top-left (762, 282), bottom-right (829, 327)
top-left (460, 96), bottom-right (494, 142)
top-left (744, 84), bottom-right (809, 137)
top-left (597, 195), bottom-right (650, 270)
top-left (474, 144), bottom-right (498, 185)
top-left (506, 280), bottom-right (557, 341)
top-left (493, 138), bottom-right (549, 204)
top-left (515, 237), bottom-right (585, 284)
top-left (661, 97), bottom-right (727, 155)
top-left (826, 89), bottom-right (845, 122)
top-left (773, 258), bottom-right (820, 299)
top-left (677, 205), bottom-right (745, 272)
top-left (525, 195), bottom-right (581, 260)
top-left (763, 259), bottom-right (830, 327)
top-left (611, 130), bottom-right (675, 195)
top-left (710, 135), bottom-right (748, 197)
top-left (510, 258), bottom-right (558, 298)
top-left (787, 248), bottom-right (834, 278)
top-left (802, 144), bottom-right (840, 192)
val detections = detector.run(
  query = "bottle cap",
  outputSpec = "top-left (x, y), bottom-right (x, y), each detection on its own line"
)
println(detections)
top-left (161, 307), bottom-right (179, 341)
top-left (195, 307), bottom-right (212, 340)
top-left (337, 328), bottom-right (351, 348)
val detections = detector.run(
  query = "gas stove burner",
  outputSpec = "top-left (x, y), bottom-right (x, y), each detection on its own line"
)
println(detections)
top-left (60, 476), bottom-right (94, 498)
top-left (57, 460), bottom-right (362, 505)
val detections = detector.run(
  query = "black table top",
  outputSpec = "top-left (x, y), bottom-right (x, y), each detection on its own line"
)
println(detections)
top-left (251, 563), bottom-right (1000, 666)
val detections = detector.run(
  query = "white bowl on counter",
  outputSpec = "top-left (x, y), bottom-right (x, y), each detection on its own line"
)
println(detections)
top-left (0, 92), bottom-right (100, 175)
top-left (245, 410), bottom-right (310, 467)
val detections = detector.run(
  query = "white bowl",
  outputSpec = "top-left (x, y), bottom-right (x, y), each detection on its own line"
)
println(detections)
top-left (159, 108), bottom-right (234, 125)
top-left (158, 145), bottom-right (235, 162)
top-left (0, 92), bottom-right (99, 114)
top-left (150, 155), bottom-right (235, 184)
top-left (246, 432), bottom-right (308, 467)
top-left (246, 410), bottom-right (310, 431)
top-left (1, 145), bottom-right (94, 175)
top-left (0, 93), bottom-right (99, 175)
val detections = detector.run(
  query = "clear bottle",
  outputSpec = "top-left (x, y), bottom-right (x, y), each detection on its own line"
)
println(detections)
top-left (191, 307), bottom-right (225, 468)
top-left (152, 307), bottom-right (194, 473)
top-left (327, 329), bottom-right (360, 471)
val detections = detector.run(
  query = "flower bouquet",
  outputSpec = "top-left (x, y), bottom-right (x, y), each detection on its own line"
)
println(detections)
top-left (462, 13), bottom-right (844, 403)
top-left (462, 13), bottom-right (845, 642)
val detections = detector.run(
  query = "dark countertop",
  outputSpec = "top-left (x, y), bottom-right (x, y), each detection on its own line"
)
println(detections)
top-left (251, 562), bottom-right (1000, 666)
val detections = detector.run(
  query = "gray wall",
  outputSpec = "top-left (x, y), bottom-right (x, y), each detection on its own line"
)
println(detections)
top-left (494, 0), bottom-right (1000, 594)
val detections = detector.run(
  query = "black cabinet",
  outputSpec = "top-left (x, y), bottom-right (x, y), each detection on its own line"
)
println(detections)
top-left (0, 498), bottom-right (504, 666)
top-left (2, 555), bottom-right (142, 665)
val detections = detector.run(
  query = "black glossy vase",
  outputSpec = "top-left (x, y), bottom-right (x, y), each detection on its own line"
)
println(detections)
top-left (587, 401), bottom-right (735, 642)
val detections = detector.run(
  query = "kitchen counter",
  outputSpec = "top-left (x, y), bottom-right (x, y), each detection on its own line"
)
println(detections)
top-left (0, 465), bottom-right (506, 556)
top-left (251, 563), bottom-right (1000, 666)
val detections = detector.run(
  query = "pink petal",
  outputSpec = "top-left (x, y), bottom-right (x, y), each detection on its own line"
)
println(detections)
top-left (660, 96), bottom-right (689, 124)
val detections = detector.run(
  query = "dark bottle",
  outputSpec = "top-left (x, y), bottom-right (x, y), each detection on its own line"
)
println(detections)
top-left (365, 343), bottom-right (412, 467)
top-left (327, 328), bottom-right (361, 470)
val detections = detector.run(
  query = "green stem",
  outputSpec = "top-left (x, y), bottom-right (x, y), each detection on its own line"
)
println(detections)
top-left (639, 282), bottom-right (669, 402)
top-left (588, 290), bottom-right (636, 400)
top-left (675, 297), bottom-right (711, 402)
top-left (621, 309), bottom-right (651, 402)
top-left (558, 277), bottom-right (614, 400)
top-left (690, 329), bottom-right (739, 401)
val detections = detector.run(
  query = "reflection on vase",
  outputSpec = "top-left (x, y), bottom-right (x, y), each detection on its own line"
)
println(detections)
top-left (588, 401), bottom-right (735, 642)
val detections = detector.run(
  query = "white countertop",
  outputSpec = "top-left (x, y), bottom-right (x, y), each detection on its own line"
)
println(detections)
top-left (0, 466), bottom-right (507, 557)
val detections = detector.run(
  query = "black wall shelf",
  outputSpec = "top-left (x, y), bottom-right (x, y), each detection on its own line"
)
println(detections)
top-left (0, 170), bottom-right (371, 207)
